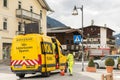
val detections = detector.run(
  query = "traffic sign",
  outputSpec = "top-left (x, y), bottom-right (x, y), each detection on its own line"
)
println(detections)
top-left (74, 35), bottom-right (82, 44)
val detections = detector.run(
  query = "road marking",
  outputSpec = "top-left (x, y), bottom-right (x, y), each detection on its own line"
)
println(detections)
top-left (75, 62), bottom-right (87, 65)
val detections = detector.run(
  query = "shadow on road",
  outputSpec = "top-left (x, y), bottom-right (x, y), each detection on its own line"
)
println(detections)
top-left (18, 71), bottom-right (60, 80)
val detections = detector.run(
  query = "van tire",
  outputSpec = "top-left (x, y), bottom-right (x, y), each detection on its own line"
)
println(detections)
top-left (16, 73), bottom-right (25, 78)
top-left (42, 71), bottom-right (50, 77)
top-left (65, 68), bottom-right (67, 73)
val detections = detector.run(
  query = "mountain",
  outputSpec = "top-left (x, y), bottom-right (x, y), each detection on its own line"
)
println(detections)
top-left (47, 16), bottom-right (66, 28)
top-left (114, 33), bottom-right (120, 46)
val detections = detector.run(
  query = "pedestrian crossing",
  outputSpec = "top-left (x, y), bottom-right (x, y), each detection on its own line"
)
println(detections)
top-left (75, 62), bottom-right (88, 65)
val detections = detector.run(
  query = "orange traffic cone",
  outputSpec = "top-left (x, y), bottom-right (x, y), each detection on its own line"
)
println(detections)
top-left (60, 70), bottom-right (65, 76)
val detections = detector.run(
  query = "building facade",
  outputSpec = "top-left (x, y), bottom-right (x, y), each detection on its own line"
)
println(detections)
top-left (82, 25), bottom-right (115, 49)
top-left (47, 25), bottom-right (115, 59)
top-left (47, 27), bottom-right (82, 51)
top-left (0, 0), bottom-right (51, 60)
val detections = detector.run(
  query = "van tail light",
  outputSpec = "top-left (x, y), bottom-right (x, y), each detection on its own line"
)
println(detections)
top-left (38, 54), bottom-right (42, 65)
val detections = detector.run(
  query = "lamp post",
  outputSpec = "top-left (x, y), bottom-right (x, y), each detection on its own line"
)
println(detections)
top-left (72, 5), bottom-right (84, 71)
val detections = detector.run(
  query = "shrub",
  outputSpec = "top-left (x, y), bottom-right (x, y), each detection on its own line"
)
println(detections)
top-left (105, 58), bottom-right (115, 66)
top-left (118, 58), bottom-right (120, 64)
top-left (88, 59), bottom-right (95, 67)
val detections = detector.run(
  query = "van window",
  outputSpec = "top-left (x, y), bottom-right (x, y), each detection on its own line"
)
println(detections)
top-left (104, 56), bottom-right (118, 60)
top-left (41, 42), bottom-right (53, 54)
top-left (60, 46), bottom-right (65, 55)
top-left (112, 56), bottom-right (117, 59)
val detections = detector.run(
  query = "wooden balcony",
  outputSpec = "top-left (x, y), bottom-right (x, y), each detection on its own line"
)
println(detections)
top-left (83, 41), bottom-right (100, 44)
top-left (16, 31), bottom-right (25, 35)
top-left (16, 9), bottom-right (40, 22)
top-left (62, 44), bottom-right (81, 51)
top-left (107, 41), bottom-right (115, 45)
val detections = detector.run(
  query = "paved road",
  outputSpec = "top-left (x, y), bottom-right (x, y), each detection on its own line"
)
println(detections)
top-left (0, 62), bottom-right (94, 80)
top-left (0, 62), bottom-right (120, 80)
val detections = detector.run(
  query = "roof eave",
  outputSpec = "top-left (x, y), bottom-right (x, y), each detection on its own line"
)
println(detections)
top-left (38, 0), bottom-right (54, 12)
top-left (42, 0), bottom-right (54, 12)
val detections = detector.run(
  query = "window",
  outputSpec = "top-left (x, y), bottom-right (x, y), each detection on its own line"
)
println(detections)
top-left (41, 42), bottom-right (52, 54)
top-left (87, 38), bottom-right (89, 42)
top-left (3, 0), bottom-right (7, 7)
top-left (18, 22), bottom-right (22, 31)
top-left (18, 1), bottom-right (21, 9)
top-left (91, 28), bottom-right (93, 30)
top-left (3, 18), bottom-right (7, 30)
top-left (30, 6), bottom-right (33, 12)
top-left (98, 39), bottom-right (100, 42)
top-left (60, 46), bottom-right (65, 55)
top-left (71, 40), bottom-right (73, 44)
top-left (66, 40), bottom-right (69, 44)
top-left (91, 39), bottom-right (93, 41)
top-left (40, 10), bottom-right (42, 19)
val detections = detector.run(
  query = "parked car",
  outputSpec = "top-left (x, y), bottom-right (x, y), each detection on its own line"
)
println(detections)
top-left (94, 55), bottom-right (120, 69)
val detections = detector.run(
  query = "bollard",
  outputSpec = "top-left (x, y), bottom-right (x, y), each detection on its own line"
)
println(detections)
top-left (101, 73), bottom-right (113, 80)
top-left (101, 74), bottom-right (105, 80)
top-left (106, 73), bottom-right (113, 80)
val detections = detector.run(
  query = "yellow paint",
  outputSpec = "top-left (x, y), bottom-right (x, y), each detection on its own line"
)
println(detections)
top-left (10, 34), bottom-right (67, 75)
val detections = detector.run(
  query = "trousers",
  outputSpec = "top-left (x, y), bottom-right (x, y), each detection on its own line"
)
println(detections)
top-left (68, 61), bottom-right (73, 74)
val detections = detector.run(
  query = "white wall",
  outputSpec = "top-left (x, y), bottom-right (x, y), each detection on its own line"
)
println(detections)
top-left (0, 0), bottom-right (48, 60)
top-left (100, 27), bottom-right (107, 48)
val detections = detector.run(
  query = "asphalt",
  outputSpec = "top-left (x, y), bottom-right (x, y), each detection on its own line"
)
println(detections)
top-left (0, 63), bottom-right (94, 80)
top-left (0, 62), bottom-right (120, 80)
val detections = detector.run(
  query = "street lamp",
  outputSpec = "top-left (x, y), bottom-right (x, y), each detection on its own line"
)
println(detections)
top-left (72, 5), bottom-right (84, 71)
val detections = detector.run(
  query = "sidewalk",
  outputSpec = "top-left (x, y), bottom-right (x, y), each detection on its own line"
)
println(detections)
top-left (75, 61), bottom-right (120, 80)
top-left (78, 69), bottom-right (120, 80)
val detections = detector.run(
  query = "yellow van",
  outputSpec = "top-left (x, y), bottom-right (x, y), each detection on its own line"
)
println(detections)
top-left (10, 34), bottom-right (67, 78)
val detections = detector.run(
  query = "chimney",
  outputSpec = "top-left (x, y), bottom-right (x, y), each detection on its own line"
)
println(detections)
top-left (104, 24), bottom-right (107, 27)
top-left (91, 20), bottom-right (94, 25)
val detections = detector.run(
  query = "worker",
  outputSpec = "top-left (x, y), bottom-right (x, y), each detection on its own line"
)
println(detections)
top-left (67, 51), bottom-right (74, 76)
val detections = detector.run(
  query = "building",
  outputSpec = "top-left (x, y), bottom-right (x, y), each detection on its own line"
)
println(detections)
top-left (82, 25), bottom-right (115, 54)
top-left (47, 24), bottom-right (115, 59)
top-left (47, 27), bottom-right (82, 51)
top-left (0, 0), bottom-right (52, 60)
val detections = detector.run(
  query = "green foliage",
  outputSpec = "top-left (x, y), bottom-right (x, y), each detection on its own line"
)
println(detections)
top-left (88, 59), bottom-right (95, 67)
top-left (118, 58), bottom-right (120, 64)
top-left (105, 58), bottom-right (115, 66)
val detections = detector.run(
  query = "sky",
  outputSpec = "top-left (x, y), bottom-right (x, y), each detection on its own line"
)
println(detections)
top-left (45, 0), bottom-right (120, 35)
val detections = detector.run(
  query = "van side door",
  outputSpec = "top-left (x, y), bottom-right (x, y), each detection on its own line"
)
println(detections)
top-left (41, 42), bottom-right (56, 71)
top-left (58, 46), bottom-right (66, 69)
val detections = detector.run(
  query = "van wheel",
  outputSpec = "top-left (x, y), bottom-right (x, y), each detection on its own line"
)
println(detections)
top-left (16, 73), bottom-right (25, 78)
top-left (65, 67), bottom-right (67, 73)
top-left (42, 71), bottom-right (50, 77)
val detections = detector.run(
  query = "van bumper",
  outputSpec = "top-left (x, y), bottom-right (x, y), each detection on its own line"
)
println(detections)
top-left (11, 66), bottom-right (42, 74)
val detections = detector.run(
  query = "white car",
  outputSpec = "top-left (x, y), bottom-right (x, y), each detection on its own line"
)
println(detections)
top-left (94, 55), bottom-right (120, 69)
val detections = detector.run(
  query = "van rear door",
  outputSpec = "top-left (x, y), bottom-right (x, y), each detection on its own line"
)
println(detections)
top-left (11, 36), bottom-right (40, 70)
